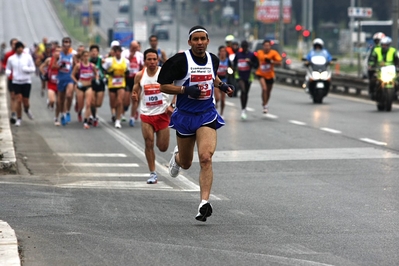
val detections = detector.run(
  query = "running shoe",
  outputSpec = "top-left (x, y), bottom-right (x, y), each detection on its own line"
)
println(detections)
top-left (78, 112), bottom-right (83, 122)
top-left (195, 201), bottom-right (213, 222)
top-left (240, 110), bottom-right (247, 120)
top-left (54, 120), bottom-right (61, 126)
top-left (83, 123), bottom-right (90, 129)
top-left (15, 119), bottom-right (21, 127)
top-left (66, 112), bottom-right (71, 123)
top-left (88, 116), bottom-right (93, 125)
top-left (263, 105), bottom-right (268, 114)
top-left (10, 115), bottom-right (16, 125)
top-left (115, 120), bottom-right (122, 129)
top-left (25, 110), bottom-right (34, 120)
top-left (61, 115), bottom-right (67, 126)
top-left (129, 118), bottom-right (135, 127)
top-left (121, 115), bottom-right (126, 122)
top-left (169, 146), bottom-right (181, 178)
top-left (93, 118), bottom-right (98, 127)
top-left (147, 172), bottom-right (158, 184)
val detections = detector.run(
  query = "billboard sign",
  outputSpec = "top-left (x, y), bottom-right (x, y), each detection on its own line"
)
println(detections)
top-left (255, 0), bottom-right (292, 24)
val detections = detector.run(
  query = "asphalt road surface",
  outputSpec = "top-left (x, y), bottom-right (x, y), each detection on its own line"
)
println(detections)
top-left (1, 1), bottom-right (399, 265)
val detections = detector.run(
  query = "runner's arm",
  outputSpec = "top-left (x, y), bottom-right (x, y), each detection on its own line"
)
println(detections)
top-left (39, 58), bottom-right (50, 75)
top-left (70, 64), bottom-right (80, 83)
top-left (131, 70), bottom-right (142, 102)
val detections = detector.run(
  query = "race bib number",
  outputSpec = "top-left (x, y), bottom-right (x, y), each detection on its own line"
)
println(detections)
top-left (143, 84), bottom-right (163, 106)
top-left (260, 63), bottom-right (271, 72)
top-left (188, 83), bottom-right (212, 100)
top-left (237, 59), bottom-right (250, 71)
top-left (50, 75), bottom-right (57, 82)
top-left (112, 77), bottom-right (123, 86)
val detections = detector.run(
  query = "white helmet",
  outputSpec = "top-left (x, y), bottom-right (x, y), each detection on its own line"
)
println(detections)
top-left (110, 40), bottom-right (120, 48)
top-left (225, 35), bottom-right (235, 42)
top-left (373, 32), bottom-right (385, 40)
top-left (313, 38), bottom-right (324, 46)
top-left (380, 36), bottom-right (392, 45)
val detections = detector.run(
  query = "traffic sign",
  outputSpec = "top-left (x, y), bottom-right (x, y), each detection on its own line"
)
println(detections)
top-left (348, 7), bottom-right (372, 18)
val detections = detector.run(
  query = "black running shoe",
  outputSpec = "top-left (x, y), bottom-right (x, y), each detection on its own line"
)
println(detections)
top-left (195, 202), bottom-right (213, 222)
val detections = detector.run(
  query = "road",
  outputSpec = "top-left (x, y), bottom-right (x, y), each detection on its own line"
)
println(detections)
top-left (1, 1), bottom-right (399, 265)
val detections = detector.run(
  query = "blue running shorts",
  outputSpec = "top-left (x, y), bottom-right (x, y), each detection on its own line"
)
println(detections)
top-left (170, 107), bottom-right (225, 136)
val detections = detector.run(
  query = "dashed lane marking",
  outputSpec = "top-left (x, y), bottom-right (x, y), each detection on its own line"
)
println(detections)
top-left (320, 127), bottom-right (342, 134)
top-left (289, 120), bottom-right (307, 126)
top-left (359, 138), bottom-right (387, 146)
top-left (68, 163), bottom-right (139, 167)
top-left (57, 181), bottom-right (174, 190)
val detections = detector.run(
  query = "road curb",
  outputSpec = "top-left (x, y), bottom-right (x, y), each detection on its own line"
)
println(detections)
top-left (0, 220), bottom-right (20, 266)
top-left (0, 75), bottom-right (17, 172)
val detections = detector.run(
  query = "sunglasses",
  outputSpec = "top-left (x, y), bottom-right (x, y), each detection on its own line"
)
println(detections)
top-left (63, 41), bottom-right (70, 44)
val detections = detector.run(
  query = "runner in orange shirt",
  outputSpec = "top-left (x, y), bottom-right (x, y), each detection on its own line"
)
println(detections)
top-left (255, 40), bottom-right (282, 114)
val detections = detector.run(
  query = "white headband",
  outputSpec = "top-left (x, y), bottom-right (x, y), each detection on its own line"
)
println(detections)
top-left (189, 29), bottom-right (208, 37)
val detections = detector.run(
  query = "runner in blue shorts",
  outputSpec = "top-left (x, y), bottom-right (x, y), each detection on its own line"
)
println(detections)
top-left (157, 25), bottom-right (235, 222)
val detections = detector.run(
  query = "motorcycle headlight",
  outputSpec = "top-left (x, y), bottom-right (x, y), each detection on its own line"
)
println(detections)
top-left (319, 71), bottom-right (329, 80)
top-left (312, 71), bottom-right (321, 80)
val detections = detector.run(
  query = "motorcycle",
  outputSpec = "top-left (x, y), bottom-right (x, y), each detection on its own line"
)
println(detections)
top-left (373, 65), bottom-right (397, 112)
top-left (302, 54), bottom-right (336, 104)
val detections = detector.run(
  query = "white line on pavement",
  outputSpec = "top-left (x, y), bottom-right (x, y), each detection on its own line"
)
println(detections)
top-left (58, 153), bottom-right (127, 157)
top-left (57, 181), bottom-right (174, 190)
top-left (320, 127), bottom-right (342, 134)
top-left (0, 220), bottom-right (20, 266)
top-left (359, 138), bottom-right (387, 146)
top-left (289, 120), bottom-right (307, 126)
top-left (263, 113), bottom-right (278, 119)
top-left (69, 163), bottom-right (139, 167)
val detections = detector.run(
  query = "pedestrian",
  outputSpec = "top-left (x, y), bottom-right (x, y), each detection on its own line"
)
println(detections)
top-left (5, 41), bottom-right (36, 126)
top-left (233, 40), bottom-right (258, 120)
top-left (122, 41), bottom-right (144, 126)
top-left (215, 45), bottom-right (232, 117)
top-left (89, 44), bottom-right (105, 127)
top-left (71, 50), bottom-right (98, 129)
top-left (2, 38), bottom-right (18, 123)
top-left (57, 37), bottom-right (76, 125)
top-left (39, 45), bottom-right (60, 123)
top-left (157, 25), bottom-right (234, 222)
top-left (148, 35), bottom-right (168, 66)
top-left (255, 39), bottom-right (282, 114)
top-left (102, 45), bottom-right (129, 128)
top-left (131, 48), bottom-right (176, 184)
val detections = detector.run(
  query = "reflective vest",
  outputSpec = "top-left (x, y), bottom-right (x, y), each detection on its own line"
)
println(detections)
top-left (374, 46), bottom-right (397, 66)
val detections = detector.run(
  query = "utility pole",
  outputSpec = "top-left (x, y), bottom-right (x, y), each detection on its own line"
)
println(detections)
top-left (279, 0), bottom-right (284, 51)
top-left (349, 0), bottom-right (355, 66)
top-left (175, 0), bottom-right (181, 53)
top-left (129, 0), bottom-right (134, 38)
top-left (392, 0), bottom-right (399, 49)
top-left (357, 0), bottom-right (362, 77)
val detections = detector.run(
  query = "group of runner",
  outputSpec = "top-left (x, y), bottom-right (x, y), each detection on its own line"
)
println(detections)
top-left (1, 35), bottom-right (168, 129)
top-left (216, 36), bottom-right (282, 120)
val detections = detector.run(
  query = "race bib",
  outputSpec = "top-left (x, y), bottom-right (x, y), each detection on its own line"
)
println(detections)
top-left (260, 63), bottom-right (271, 72)
top-left (112, 77), bottom-right (123, 86)
top-left (143, 84), bottom-right (163, 106)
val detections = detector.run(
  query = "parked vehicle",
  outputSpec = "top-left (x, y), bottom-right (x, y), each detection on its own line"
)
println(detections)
top-left (302, 53), bottom-right (337, 104)
top-left (153, 25), bottom-right (169, 40)
top-left (118, 1), bottom-right (129, 13)
top-left (373, 65), bottom-right (397, 111)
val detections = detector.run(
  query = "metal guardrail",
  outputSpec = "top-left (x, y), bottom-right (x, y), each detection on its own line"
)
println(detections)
top-left (275, 68), bottom-right (370, 96)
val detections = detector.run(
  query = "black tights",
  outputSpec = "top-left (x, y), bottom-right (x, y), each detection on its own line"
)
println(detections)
top-left (239, 79), bottom-right (251, 110)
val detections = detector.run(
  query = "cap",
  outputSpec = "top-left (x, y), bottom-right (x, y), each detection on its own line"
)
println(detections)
top-left (110, 40), bottom-right (120, 47)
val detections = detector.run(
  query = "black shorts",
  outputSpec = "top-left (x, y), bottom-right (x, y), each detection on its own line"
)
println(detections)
top-left (125, 78), bottom-right (134, 92)
top-left (257, 76), bottom-right (275, 85)
top-left (108, 87), bottom-right (125, 93)
top-left (77, 85), bottom-right (92, 92)
top-left (13, 83), bottom-right (31, 98)
top-left (92, 78), bottom-right (105, 92)
top-left (7, 79), bottom-right (13, 92)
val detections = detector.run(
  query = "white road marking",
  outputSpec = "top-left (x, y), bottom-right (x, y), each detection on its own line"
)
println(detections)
top-left (320, 127), bottom-right (342, 134)
top-left (193, 147), bottom-right (399, 162)
top-left (57, 181), bottom-right (174, 190)
top-left (21, 0), bottom-right (38, 40)
top-left (263, 113), bottom-right (278, 119)
top-left (289, 120), bottom-right (307, 126)
top-left (58, 173), bottom-right (149, 178)
top-left (99, 118), bottom-right (202, 193)
top-left (247, 107), bottom-right (256, 112)
top-left (225, 101), bottom-right (235, 107)
top-left (359, 138), bottom-right (387, 146)
top-left (58, 153), bottom-right (127, 157)
top-left (69, 163), bottom-right (139, 167)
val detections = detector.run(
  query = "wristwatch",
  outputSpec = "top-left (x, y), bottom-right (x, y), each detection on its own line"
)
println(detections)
top-left (170, 103), bottom-right (176, 108)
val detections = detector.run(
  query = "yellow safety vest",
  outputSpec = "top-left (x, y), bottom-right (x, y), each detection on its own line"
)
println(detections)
top-left (375, 46), bottom-right (397, 66)
top-left (107, 57), bottom-right (127, 89)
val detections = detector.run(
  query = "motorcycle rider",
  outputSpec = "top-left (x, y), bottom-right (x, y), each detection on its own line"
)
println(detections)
top-left (369, 36), bottom-right (399, 99)
top-left (303, 38), bottom-right (332, 90)
top-left (367, 32), bottom-right (385, 99)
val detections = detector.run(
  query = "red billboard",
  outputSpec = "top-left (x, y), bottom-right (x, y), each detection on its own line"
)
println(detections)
top-left (255, 0), bottom-right (292, 24)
